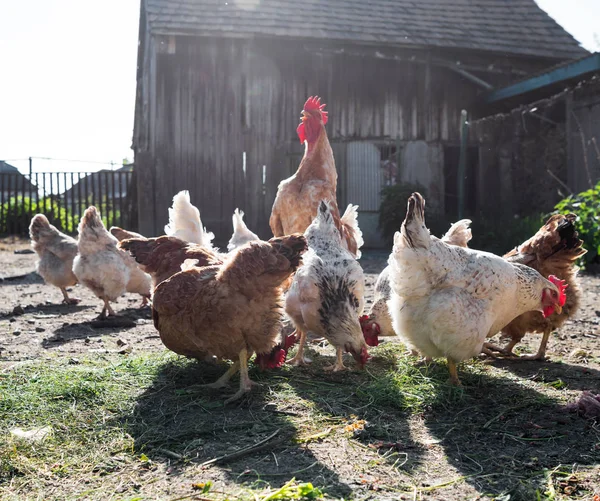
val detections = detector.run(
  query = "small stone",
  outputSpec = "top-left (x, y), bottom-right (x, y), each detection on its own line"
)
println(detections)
top-left (35, 327), bottom-right (46, 333)
top-left (13, 330), bottom-right (21, 336)
top-left (84, 337), bottom-right (91, 344)
top-left (12, 305), bottom-right (25, 316)
top-left (116, 338), bottom-right (127, 347)
top-left (68, 358), bottom-right (80, 365)
top-left (9, 318), bottom-right (16, 323)
top-left (27, 319), bottom-right (35, 325)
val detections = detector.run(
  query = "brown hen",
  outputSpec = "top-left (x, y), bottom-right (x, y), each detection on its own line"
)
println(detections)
top-left (486, 213), bottom-right (587, 360)
top-left (151, 234), bottom-right (307, 403)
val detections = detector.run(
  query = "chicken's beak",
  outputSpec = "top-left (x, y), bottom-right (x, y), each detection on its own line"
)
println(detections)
top-left (553, 303), bottom-right (563, 315)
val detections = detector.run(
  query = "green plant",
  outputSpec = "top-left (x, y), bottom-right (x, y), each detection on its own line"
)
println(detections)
top-left (378, 183), bottom-right (448, 245)
top-left (553, 180), bottom-right (600, 267)
top-left (469, 213), bottom-right (546, 256)
top-left (0, 196), bottom-right (75, 234)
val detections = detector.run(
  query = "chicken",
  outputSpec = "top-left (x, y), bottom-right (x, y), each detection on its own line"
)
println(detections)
top-left (164, 190), bottom-right (216, 249)
top-left (119, 235), bottom-right (223, 289)
top-left (227, 209), bottom-right (260, 252)
top-left (484, 213), bottom-right (586, 360)
top-left (151, 234), bottom-right (307, 403)
top-left (285, 201), bottom-right (368, 371)
top-left (73, 207), bottom-right (152, 318)
top-left (269, 96), bottom-right (363, 258)
top-left (110, 226), bottom-right (145, 241)
top-left (388, 193), bottom-right (565, 385)
top-left (360, 219), bottom-right (473, 345)
top-left (29, 214), bottom-right (80, 304)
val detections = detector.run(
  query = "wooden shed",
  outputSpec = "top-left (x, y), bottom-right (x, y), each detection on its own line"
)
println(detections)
top-left (133, 0), bottom-right (586, 244)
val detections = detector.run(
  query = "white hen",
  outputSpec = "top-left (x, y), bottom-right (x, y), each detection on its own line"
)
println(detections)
top-left (73, 207), bottom-right (151, 318)
top-left (360, 219), bottom-right (473, 342)
top-left (29, 214), bottom-right (80, 304)
top-left (164, 191), bottom-right (215, 248)
top-left (285, 201), bottom-right (368, 371)
top-left (227, 209), bottom-right (260, 252)
top-left (388, 193), bottom-right (564, 385)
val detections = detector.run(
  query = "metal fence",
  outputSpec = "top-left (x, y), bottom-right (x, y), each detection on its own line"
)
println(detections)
top-left (0, 169), bottom-right (136, 236)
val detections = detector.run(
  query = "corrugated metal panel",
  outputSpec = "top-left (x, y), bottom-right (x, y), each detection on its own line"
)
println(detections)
top-left (343, 140), bottom-right (396, 212)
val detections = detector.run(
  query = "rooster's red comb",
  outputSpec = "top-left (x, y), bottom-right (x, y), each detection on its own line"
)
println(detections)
top-left (303, 96), bottom-right (328, 125)
top-left (548, 275), bottom-right (568, 306)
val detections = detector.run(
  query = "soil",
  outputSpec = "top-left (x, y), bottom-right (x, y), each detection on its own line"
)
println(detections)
top-left (1, 238), bottom-right (599, 500)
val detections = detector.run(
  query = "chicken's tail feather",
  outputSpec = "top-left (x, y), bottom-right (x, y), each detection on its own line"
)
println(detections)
top-left (268, 233), bottom-right (308, 270)
top-left (232, 209), bottom-right (246, 233)
top-left (340, 204), bottom-right (364, 258)
top-left (556, 213), bottom-right (587, 259)
top-left (442, 219), bottom-right (472, 248)
top-left (110, 226), bottom-right (144, 241)
top-left (29, 214), bottom-right (53, 241)
top-left (119, 237), bottom-right (154, 266)
top-left (397, 192), bottom-right (429, 250)
top-left (164, 190), bottom-right (215, 247)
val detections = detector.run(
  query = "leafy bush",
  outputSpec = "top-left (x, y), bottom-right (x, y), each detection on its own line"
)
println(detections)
top-left (378, 183), bottom-right (448, 245)
top-left (469, 214), bottom-right (545, 256)
top-left (0, 197), bottom-right (76, 234)
top-left (553, 180), bottom-right (600, 268)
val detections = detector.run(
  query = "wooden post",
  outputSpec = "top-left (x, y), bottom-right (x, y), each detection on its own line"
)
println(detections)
top-left (457, 110), bottom-right (469, 219)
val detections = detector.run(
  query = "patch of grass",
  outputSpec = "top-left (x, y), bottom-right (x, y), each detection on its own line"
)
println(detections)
top-left (0, 353), bottom-right (172, 491)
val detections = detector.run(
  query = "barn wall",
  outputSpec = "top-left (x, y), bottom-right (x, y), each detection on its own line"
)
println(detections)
top-left (135, 36), bottom-right (484, 242)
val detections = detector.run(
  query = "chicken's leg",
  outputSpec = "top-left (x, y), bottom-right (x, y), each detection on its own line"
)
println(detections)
top-left (447, 358), bottom-right (462, 386)
top-left (516, 331), bottom-right (551, 361)
top-left (324, 347), bottom-right (347, 372)
top-left (224, 349), bottom-right (259, 404)
top-left (60, 287), bottom-right (81, 305)
top-left (139, 295), bottom-right (150, 308)
top-left (482, 341), bottom-right (515, 358)
top-left (202, 360), bottom-right (240, 389)
top-left (98, 298), bottom-right (116, 320)
top-left (286, 330), bottom-right (311, 366)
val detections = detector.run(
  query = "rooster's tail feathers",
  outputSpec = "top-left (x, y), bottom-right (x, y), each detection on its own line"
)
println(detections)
top-left (164, 190), bottom-right (215, 247)
top-left (340, 204), bottom-right (364, 258)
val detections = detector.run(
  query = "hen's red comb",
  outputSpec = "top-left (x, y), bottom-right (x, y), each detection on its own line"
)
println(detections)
top-left (303, 96), bottom-right (328, 125)
top-left (548, 275), bottom-right (568, 306)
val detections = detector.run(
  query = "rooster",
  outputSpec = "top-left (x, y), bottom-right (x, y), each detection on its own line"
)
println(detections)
top-left (269, 96), bottom-right (363, 258)
top-left (73, 207), bottom-right (151, 318)
top-left (151, 234), bottom-right (307, 403)
top-left (360, 219), bottom-right (473, 346)
top-left (29, 214), bottom-right (80, 304)
top-left (388, 193), bottom-right (565, 385)
top-left (227, 209), bottom-right (260, 252)
top-left (285, 201), bottom-right (368, 371)
top-left (484, 213), bottom-right (586, 360)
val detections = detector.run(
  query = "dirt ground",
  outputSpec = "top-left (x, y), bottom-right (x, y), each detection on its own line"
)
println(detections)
top-left (1, 238), bottom-right (599, 500)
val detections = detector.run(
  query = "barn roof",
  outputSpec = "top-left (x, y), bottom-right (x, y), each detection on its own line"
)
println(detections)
top-left (144, 0), bottom-right (588, 60)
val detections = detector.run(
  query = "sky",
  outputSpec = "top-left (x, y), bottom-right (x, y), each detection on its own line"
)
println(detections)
top-left (0, 0), bottom-right (599, 175)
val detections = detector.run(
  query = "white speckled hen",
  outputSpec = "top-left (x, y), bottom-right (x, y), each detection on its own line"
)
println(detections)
top-left (388, 193), bottom-right (565, 385)
top-left (285, 201), bottom-right (368, 371)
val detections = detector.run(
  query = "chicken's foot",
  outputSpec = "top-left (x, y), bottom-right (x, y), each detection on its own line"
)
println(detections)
top-left (98, 298), bottom-right (117, 320)
top-left (324, 347), bottom-right (347, 372)
top-left (286, 331), bottom-right (312, 366)
top-left (447, 358), bottom-right (462, 386)
top-left (202, 361), bottom-right (240, 389)
top-left (61, 287), bottom-right (81, 305)
top-left (481, 341), bottom-right (516, 358)
top-left (514, 331), bottom-right (551, 361)
top-left (139, 295), bottom-right (151, 308)
top-left (224, 349), bottom-right (259, 404)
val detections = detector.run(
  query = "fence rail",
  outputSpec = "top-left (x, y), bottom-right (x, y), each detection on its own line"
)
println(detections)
top-left (0, 169), bottom-right (136, 236)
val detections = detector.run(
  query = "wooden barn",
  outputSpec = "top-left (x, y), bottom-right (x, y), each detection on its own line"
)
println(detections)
top-left (133, 0), bottom-right (587, 245)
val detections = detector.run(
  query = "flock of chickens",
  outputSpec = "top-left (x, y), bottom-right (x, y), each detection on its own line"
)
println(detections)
top-left (27, 96), bottom-right (588, 402)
